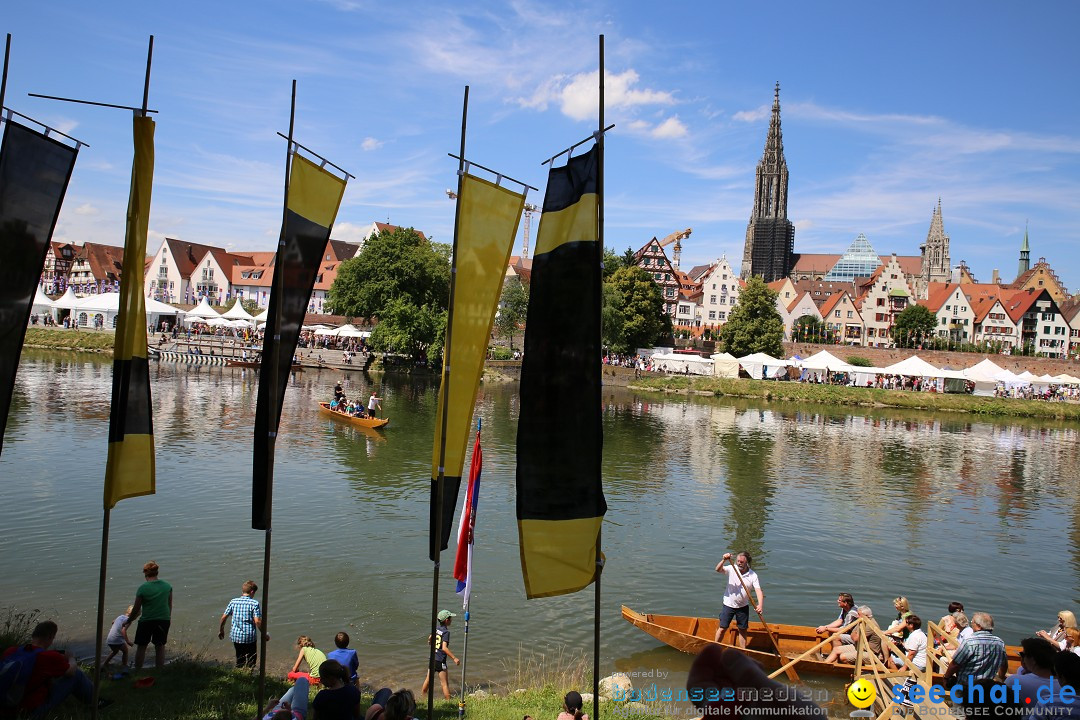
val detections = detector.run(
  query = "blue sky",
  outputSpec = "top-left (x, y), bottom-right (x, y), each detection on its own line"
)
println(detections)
top-left (5, 1), bottom-right (1079, 291)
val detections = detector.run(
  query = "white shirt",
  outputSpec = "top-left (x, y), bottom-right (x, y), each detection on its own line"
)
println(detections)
top-left (905, 628), bottom-right (927, 669)
top-left (721, 565), bottom-right (760, 609)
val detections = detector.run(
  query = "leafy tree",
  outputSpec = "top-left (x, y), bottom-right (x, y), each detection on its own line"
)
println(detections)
top-left (719, 276), bottom-right (784, 357)
top-left (368, 298), bottom-right (446, 363)
top-left (494, 277), bottom-right (529, 349)
top-left (621, 247), bottom-right (637, 268)
top-left (326, 226), bottom-right (450, 318)
top-left (604, 265), bottom-right (671, 354)
top-left (602, 246), bottom-right (623, 281)
top-left (792, 314), bottom-right (826, 343)
top-left (846, 356), bottom-right (873, 367)
top-left (891, 304), bottom-right (937, 348)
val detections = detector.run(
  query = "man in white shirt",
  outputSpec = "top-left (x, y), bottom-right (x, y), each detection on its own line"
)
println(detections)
top-left (713, 551), bottom-right (763, 649)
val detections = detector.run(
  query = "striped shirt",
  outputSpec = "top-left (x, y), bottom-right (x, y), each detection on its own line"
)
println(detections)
top-left (223, 595), bottom-right (261, 644)
top-left (950, 630), bottom-right (1006, 684)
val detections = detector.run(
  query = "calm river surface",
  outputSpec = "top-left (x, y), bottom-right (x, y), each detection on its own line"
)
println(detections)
top-left (1, 351), bottom-right (1078, 700)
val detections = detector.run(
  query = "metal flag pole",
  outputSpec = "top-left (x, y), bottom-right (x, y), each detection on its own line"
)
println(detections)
top-left (91, 35), bottom-right (153, 720)
top-left (457, 418), bottom-right (480, 719)
top-left (429, 84), bottom-right (469, 720)
top-left (593, 33), bottom-right (605, 720)
top-left (1, 34), bottom-right (10, 118)
top-left (257, 78), bottom-right (297, 717)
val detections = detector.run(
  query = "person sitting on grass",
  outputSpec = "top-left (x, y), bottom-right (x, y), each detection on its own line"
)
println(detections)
top-left (288, 635), bottom-right (327, 685)
top-left (1, 620), bottom-right (111, 716)
top-left (364, 688), bottom-right (416, 720)
top-left (262, 676), bottom-right (309, 720)
top-left (311, 659), bottom-right (361, 719)
top-left (558, 690), bottom-right (588, 720)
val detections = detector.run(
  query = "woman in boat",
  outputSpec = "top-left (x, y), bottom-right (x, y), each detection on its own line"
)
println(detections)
top-left (1035, 610), bottom-right (1076, 648)
top-left (883, 596), bottom-right (913, 640)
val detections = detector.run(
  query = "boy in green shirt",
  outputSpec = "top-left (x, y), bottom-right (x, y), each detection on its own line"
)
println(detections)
top-left (123, 561), bottom-right (173, 670)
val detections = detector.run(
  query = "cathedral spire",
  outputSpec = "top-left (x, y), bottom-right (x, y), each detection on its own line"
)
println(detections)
top-left (920, 197), bottom-right (950, 287)
top-left (742, 83), bottom-right (794, 281)
top-left (1017, 222), bottom-right (1030, 279)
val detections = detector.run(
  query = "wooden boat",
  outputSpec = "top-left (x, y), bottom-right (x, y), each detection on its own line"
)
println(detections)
top-left (225, 358), bottom-right (301, 370)
top-left (621, 606), bottom-right (1020, 680)
top-left (318, 401), bottom-right (389, 429)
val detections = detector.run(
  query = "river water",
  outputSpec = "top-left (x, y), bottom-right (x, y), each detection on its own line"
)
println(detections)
top-left (1, 351), bottom-right (1078, 703)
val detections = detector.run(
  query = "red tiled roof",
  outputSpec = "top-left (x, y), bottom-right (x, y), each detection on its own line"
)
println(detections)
top-left (921, 283), bottom-right (960, 313)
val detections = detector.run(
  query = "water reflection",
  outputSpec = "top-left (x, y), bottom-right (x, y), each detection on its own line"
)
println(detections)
top-left (1, 350), bottom-right (1078, 692)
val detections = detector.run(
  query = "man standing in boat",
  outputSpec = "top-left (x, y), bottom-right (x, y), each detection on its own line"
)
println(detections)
top-left (713, 551), bottom-right (763, 649)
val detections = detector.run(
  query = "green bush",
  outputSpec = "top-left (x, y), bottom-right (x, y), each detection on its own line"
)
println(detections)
top-left (846, 356), bottom-right (873, 367)
top-left (488, 346), bottom-right (513, 361)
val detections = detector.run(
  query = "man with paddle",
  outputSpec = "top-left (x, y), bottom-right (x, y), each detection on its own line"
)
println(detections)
top-left (714, 551), bottom-right (763, 649)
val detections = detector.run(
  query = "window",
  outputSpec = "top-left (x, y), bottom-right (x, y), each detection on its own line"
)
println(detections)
top-left (718, 296), bottom-right (726, 305)
top-left (665, 288), bottom-right (674, 298)
top-left (679, 305), bottom-right (690, 314)
top-left (876, 298), bottom-right (884, 307)
top-left (722, 274), bottom-right (728, 280)
top-left (710, 295), bottom-right (717, 304)
top-left (718, 312), bottom-right (726, 320)
top-left (847, 311), bottom-right (853, 319)
top-left (708, 311), bottom-right (716, 320)
top-left (712, 283), bottom-right (716, 290)
top-left (834, 310), bottom-right (841, 318)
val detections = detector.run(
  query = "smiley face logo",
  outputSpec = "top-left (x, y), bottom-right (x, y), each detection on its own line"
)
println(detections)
top-left (847, 678), bottom-right (877, 709)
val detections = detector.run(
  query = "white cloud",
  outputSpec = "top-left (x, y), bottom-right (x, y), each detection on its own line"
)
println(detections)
top-left (73, 203), bottom-right (99, 216)
top-left (329, 222), bottom-right (370, 244)
top-left (559, 70), bottom-right (675, 122)
top-left (652, 116), bottom-right (688, 139)
top-left (733, 106), bottom-right (770, 123)
top-left (361, 137), bottom-right (383, 151)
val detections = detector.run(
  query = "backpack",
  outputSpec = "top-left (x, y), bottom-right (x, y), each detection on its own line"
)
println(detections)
top-left (0, 646), bottom-right (43, 708)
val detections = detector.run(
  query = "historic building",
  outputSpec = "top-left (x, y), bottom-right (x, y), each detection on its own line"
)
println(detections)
top-left (919, 199), bottom-right (951, 290)
top-left (741, 83), bottom-right (795, 283)
top-left (633, 237), bottom-right (681, 318)
top-left (697, 256), bottom-right (742, 327)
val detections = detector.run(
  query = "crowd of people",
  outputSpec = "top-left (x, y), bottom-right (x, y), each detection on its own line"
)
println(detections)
top-left (328, 382), bottom-right (381, 419)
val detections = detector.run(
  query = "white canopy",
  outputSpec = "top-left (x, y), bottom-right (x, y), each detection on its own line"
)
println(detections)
top-left (963, 358), bottom-right (1007, 396)
top-left (220, 302), bottom-right (255, 321)
top-left (254, 308), bottom-right (269, 322)
top-left (710, 352), bottom-right (740, 378)
top-left (335, 324), bottom-right (366, 338)
top-left (71, 292), bottom-right (180, 316)
top-left (185, 297), bottom-right (221, 320)
top-left (799, 350), bottom-right (847, 371)
top-left (651, 352), bottom-right (714, 376)
top-left (314, 326), bottom-right (340, 337)
top-left (883, 355), bottom-right (945, 377)
top-left (32, 288), bottom-right (54, 311)
top-left (1053, 374), bottom-right (1080, 385)
top-left (52, 288), bottom-right (81, 310)
top-left (738, 352), bottom-right (789, 379)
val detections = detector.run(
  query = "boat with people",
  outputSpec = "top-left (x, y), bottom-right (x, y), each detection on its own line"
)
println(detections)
top-left (317, 401), bottom-right (389, 429)
top-left (621, 606), bottom-right (1021, 680)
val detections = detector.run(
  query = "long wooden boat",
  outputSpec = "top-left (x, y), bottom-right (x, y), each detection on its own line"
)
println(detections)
top-left (225, 358), bottom-right (302, 370)
top-left (621, 606), bottom-right (1020, 680)
top-left (318, 401), bottom-right (389, 429)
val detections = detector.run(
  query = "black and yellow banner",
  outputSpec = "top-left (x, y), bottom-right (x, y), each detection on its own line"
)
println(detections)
top-left (516, 146), bottom-right (605, 599)
top-left (104, 116), bottom-right (156, 508)
top-left (253, 154), bottom-right (346, 530)
top-left (0, 122), bottom-right (79, 456)
top-left (429, 174), bottom-right (525, 560)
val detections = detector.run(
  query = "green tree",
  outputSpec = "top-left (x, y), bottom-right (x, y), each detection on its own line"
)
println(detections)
top-left (326, 226), bottom-right (451, 318)
top-left (602, 246), bottom-right (623, 281)
top-left (622, 247), bottom-right (637, 268)
top-left (368, 298), bottom-right (446, 363)
top-left (719, 276), bottom-right (784, 357)
top-left (891, 304), bottom-right (937, 348)
top-left (494, 277), bottom-right (529, 349)
top-left (792, 314), bottom-right (826, 343)
top-left (604, 265), bottom-right (671, 354)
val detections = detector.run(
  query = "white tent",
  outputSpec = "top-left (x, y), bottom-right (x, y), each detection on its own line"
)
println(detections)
top-left (883, 355), bottom-right (947, 378)
top-left (220, 302), bottom-right (255, 322)
top-left (1053, 374), bottom-right (1080, 385)
top-left (254, 308), bottom-right (269, 322)
top-left (335, 324), bottom-right (366, 338)
top-left (185, 297), bottom-right (221, 320)
top-left (32, 288), bottom-right (54, 312)
top-left (651, 352), bottom-right (713, 376)
top-left (963, 358), bottom-right (1007, 396)
top-left (314, 326), bottom-right (340, 337)
top-left (800, 350), bottom-right (846, 370)
top-left (69, 292), bottom-right (183, 329)
top-left (738, 352), bottom-right (789, 380)
top-left (52, 287), bottom-right (81, 310)
top-left (710, 352), bottom-right (740, 378)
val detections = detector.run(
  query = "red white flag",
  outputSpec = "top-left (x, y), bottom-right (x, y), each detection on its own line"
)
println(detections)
top-left (453, 429), bottom-right (482, 607)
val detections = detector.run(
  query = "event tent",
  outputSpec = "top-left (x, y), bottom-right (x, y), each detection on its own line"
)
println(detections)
top-left (52, 288), bottom-right (80, 311)
top-left (253, 308), bottom-right (269, 322)
top-left (799, 350), bottom-right (847, 371)
top-left (963, 358), bottom-right (1007, 396)
top-left (220, 302), bottom-right (256, 322)
top-left (738, 353), bottom-right (789, 379)
top-left (185, 297), bottom-right (221, 321)
top-left (32, 288), bottom-right (54, 314)
top-left (335, 324), bottom-right (368, 338)
top-left (651, 352), bottom-right (713, 376)
top-left (70, 292), bottom-right (183, 329)
top-left (710, 352), bottom-right (740, 378)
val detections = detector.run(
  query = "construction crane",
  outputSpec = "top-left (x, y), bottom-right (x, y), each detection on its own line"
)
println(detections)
top-left (657, 228), bottom-right (692, 271)
top-left (521, 203), bottom-right (539, 258)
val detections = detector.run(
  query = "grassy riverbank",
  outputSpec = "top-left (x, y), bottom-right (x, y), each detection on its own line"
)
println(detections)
top-left (631, 376), bottom-right (1080, 421)
top-left (23, 327), bottom-right (115, 353)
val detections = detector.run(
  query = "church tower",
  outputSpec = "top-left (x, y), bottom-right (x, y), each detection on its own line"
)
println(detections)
top-left (919, 198), bottom-right (951, 286)
top-left (741, 83), bottom-right (795, 282)
top-left (1017, 224), bottom-right (1030, 279)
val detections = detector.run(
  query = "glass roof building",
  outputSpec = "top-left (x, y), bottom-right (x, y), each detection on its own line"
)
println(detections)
top-left (824, 233), bottom-right (882, 281)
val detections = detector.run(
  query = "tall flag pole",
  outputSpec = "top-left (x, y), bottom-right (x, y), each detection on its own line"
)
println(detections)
top-left (454, 422), bottom-right (482, 719)
top-left (90, 36), bottom-right (157, 719)
top-left (0, 34), bottom-right (81, 455)
top-left (517, 33), bottom-right (609, 719)
top-left (252, 80), bottom-right (350, 711)
top-left (428, 86), bottom-right (532, 720)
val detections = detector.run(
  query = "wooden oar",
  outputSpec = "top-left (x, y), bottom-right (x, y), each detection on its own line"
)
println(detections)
top-left (725, 558), bottom-right (801, 683)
